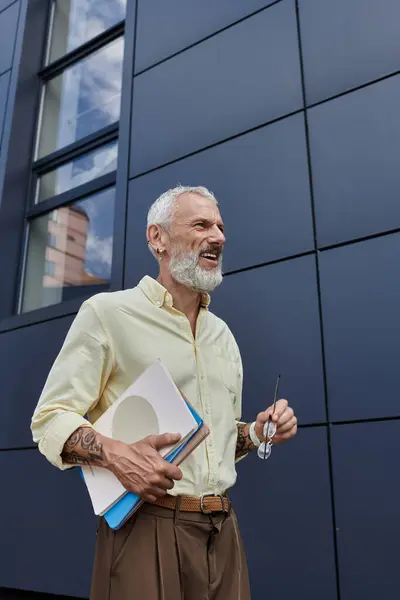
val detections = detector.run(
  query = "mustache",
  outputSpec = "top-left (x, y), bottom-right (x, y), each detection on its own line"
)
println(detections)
top-left (198, 245), bottom-right (223, 259)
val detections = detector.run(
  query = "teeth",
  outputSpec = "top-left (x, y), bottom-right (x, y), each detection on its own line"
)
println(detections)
top-left (203, 253), bottom-right (217, 259)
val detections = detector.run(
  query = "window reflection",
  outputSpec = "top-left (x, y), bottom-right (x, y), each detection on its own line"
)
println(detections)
top-left (37, 141), bottom-right (118, 202)
top-left (38, 37), bottom-right (124, 158)
top-left (22, 188), bottom-right (115, 313)
top-left (49, 0), bottom-right (127, 63)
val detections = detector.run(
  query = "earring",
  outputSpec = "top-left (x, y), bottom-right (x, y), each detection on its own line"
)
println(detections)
top-left (157, 248), bottom-right (163, 260)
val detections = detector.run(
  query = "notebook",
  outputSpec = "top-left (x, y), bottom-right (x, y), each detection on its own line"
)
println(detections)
top-left (104, 400), bottom-right (209, 530)
top-left (80, 359), bottom-right (208, 522)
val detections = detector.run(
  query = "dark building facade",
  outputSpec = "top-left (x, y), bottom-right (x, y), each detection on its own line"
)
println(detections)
top-left (0, 1), bottom-right (399, 599)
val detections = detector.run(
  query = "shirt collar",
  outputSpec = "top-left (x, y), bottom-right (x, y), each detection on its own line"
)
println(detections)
top-left (138, 275), bottom-right (210, 309)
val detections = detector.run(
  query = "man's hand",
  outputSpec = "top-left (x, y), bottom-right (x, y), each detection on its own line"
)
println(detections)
top-left (62, 427), bottom-right (183, 503)
top-left (254, 399), bottom-right (297, 445)
top-left (105, 432), bottom-right (183, 503)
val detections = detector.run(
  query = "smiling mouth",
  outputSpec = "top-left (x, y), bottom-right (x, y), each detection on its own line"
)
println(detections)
top-left (199, 251), bottom-right (220, 266)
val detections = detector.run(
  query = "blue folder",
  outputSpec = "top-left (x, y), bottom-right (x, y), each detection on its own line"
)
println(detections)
top-left (103, 401), bottom-right (204, 530)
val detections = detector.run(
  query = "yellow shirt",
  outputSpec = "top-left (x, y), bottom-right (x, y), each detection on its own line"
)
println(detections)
top-left (31, 276), bottom-right (244, 497)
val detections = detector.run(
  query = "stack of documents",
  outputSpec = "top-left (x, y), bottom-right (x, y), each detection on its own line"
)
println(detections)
top-left (80, 359), bottom-right (209, 529)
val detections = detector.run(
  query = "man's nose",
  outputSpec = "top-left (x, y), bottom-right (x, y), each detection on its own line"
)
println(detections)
top-left (209, 225), bottom-right (225, 246)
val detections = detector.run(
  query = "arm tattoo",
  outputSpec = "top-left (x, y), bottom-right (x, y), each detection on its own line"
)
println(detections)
top-left (62, 427), bottom-right (104, 466)
top-left (236, 422), bottom-right (256, 459)
top-left (61, 451), bottom-right (91, 466)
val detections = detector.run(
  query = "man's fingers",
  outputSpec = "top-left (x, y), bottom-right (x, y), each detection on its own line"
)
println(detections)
top-left (148, 432), bottom-right (181, 451)
top-left (276, 415), bottom-right (297, 434)
top-left (275, 423), bottom-right (298, 442)
top-left (144, 494), bottom-right (157, 503)
top-left (276, 406), bottom-right (294, 427)
top-left (152, 474), bottom-right (175, 490)
top-left (163, 461), bottom-right (183, 481)
top-left (149, 485), bottom-right (168, 498)
top-left (256, 400), bottom-right (288, 425)
top-left (269, 399), bottom-right (288, 422)
top-left (144, 492), bottom-right (163, 503)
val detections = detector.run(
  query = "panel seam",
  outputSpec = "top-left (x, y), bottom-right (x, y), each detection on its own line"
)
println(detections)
top-left (134, 0), bottom-right (284, 77)
top-left (0, 0), bottom-right (17, 18)
top-left (295, 2), bottom-right (341, 599)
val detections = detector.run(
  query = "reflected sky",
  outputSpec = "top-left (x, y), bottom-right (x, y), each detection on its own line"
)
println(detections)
top-left (49, 0), bottom-right (127, 62)
top-left (39, 37), bottom-right (124, 157)
top-left (38, 141), bottom-right (118, 202)
top-left (76, 188), bottom-right (115, 279)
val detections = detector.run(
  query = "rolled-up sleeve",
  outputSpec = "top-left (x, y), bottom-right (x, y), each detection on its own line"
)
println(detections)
top-left (30, 299), bottom-right (114, 470)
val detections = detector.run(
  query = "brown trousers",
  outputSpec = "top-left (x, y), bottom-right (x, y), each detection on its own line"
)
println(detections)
top-left (90, 501), bottom-right (251, 600)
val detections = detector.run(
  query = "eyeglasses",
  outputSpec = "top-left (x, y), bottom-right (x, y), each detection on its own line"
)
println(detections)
top-left (257, 374), bottom-right (280, 460)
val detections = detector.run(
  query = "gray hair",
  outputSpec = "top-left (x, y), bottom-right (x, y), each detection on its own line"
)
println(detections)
top-left (146, 185), bottom-right (218, 257)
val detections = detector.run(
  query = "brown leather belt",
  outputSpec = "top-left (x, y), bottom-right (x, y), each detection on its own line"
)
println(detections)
top-left (154, 494), bottom-right (230, 514)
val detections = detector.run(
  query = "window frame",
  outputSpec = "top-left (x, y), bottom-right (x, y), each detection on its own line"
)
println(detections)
top-left (0, 0), bottom-right (138, 333)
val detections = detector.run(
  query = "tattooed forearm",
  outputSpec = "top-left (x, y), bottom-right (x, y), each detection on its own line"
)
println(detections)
top-left (62, 427), bottom-right (105, 466)
top-left (61, 451), bottom-right (91, 466)
top-left (236, 422), bottom-right (256, 459)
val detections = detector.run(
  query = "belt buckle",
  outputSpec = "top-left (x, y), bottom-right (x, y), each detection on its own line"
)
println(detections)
top-left (200, 494), bottom-right (226, 514)
top-left (219, 494), bottom-right (228, 513)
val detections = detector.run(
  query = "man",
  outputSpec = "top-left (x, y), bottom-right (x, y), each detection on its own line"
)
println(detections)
top-left (31, 185), bottom-right (297, 600)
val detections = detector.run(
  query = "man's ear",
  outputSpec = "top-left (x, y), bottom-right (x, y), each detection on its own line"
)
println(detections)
top-left (147, 224), bottom-right (166, 254)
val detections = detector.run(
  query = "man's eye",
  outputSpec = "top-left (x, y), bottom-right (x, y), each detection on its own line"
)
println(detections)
top-left (194, 223), bottom-right (205, 228)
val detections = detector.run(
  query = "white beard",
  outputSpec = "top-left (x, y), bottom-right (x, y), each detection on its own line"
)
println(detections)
top-left (169, 247), bottom-right (223, 293)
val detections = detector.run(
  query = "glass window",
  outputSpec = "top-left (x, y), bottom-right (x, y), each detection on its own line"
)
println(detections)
top-left (47, 232), bottom-right (57, 248)
top-left (22, 187), bottom-right (115, 313)
top-left (44, 260), bottom-right (56, 276)
top-left (37, 140), bottom-right (118, 202)
top-left (37, 37), bottom-right (124, 158)
top-left (48, 0), bottom-right (127, 63)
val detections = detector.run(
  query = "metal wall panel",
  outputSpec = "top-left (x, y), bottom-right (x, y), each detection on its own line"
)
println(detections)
top-left (232, 427), bottom-right (337, 600)
top-left (320, 234), bottom-right (400, 421)
top-left (0, 449), bottom-right (96, 596)
top-left (0, 2), bottom-right (19, 74)
top-left (299, 0), bottom-right (400, 104)
top-left (0, 315), bottom-right (74, 448)
top-left (0, 70), bottom-right (10, 142)
top-left (309, 76), bottom-right (400, 247)
top-left (0, 0), bottom-right (18, 13)
top-left (135, 0), bottom-right (276, 73)
top-left (331, 420), bottom-right (400, 600)
top-left (130, 0), bottom-right (302, 175)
